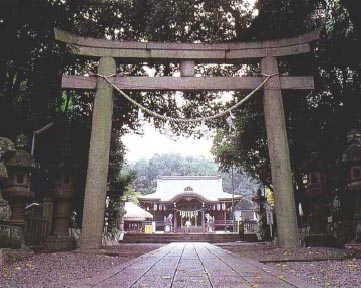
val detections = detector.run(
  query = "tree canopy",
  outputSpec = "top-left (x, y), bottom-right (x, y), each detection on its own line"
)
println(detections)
top-left (212, 0), bottom-right (361, 187)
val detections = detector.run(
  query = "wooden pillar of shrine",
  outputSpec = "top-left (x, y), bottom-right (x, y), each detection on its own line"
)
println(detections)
top-left (261, 56), bottom-right (300, 248)
top-left (80, 56), bottom-right (116, 250)
top-left (173, 210), bottom-right (177, 232)
top-left (201, 210), bottom-right (205, 232)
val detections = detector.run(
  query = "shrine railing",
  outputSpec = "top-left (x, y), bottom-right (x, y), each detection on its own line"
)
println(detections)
top-left (243, 220), bottom-right (258, 233)
top-left (214, 220), bottom-right (235, 226)
top-left (177, 226), bottom-right (204, 233)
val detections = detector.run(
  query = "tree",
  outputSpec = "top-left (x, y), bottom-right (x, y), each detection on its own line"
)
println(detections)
top-left (212, 0), bottom-right (361, 243)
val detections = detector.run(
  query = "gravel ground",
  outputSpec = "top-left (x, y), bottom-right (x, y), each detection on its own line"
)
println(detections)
top-left (0, 244), bottom-right (164, 288)
top-left (219, 242), bottom-right (361, 288)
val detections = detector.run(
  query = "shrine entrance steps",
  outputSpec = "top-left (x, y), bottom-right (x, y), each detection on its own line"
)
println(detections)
top-left (122, 232), bottom-right (257, 243)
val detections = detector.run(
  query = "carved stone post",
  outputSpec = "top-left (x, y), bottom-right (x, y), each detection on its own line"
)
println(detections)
top-left (53, 174), bottom-right (73, 236)
top-left (80, 56), bottom-right (116, 250)
top-left (42, 197), bottom-right (54, 235)
top-left (117, 200), bottom-right (126, 232)
top-left (43, 172), bottom-right (75, 251)
top-left (0, 173), bottom-right (11, 223)
top-left (261, 56), bottom-right (300, 248)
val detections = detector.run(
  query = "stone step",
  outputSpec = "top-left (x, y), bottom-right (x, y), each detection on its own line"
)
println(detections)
top-left (244, 233), bottom-right (258, 242)
top-left (122, 233), bottom-right (258, 243)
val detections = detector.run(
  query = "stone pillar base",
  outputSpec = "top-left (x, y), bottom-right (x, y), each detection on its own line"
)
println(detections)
top-left (43, 235), bottom-right (75, 251)
top-left (0, 248), bottom-right (34, 267)
top-left (4, 219), bottom-right (25, 227)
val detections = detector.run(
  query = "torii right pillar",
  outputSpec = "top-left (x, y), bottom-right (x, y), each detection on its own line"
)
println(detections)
top-left (261, 56), bottom-right (300, 248)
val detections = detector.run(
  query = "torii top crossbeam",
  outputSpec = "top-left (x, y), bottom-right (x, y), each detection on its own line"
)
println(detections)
top-left (56, 28), bottom-right (319, 91)
top-left (55, 28), bottom-right (319, 62)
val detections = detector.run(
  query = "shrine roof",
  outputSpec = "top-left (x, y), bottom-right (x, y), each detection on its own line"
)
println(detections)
top-left (124, 201), bottom-right (153, 221)
top-left (138, 176), bottom-right (239, 202)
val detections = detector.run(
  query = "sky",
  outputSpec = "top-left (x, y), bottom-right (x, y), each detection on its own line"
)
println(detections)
top-left (123, 122), bottom-right (214, 162)
top-left (123, 67), bottom-right (216, 163)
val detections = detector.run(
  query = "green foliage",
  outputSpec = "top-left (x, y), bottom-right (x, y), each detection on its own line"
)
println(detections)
top-left (213, 0), bottom-right (361, 180)
top-left (109, 167), bottom-right (137, 198)
top-left (122, 188), bottom-right (141, 204)
top-left (129, 153), bottom-right (219, 194)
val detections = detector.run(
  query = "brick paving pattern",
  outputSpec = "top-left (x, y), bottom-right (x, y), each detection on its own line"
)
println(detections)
top-left (71, 242), bottom-right (321, 288)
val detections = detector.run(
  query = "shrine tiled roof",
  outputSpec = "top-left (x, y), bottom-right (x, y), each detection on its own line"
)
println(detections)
top-left (138, 176), bottom-right (239, 202)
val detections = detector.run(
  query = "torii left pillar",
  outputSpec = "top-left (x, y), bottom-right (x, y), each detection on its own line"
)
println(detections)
top-left (80, 57), bottom-right (115, 250)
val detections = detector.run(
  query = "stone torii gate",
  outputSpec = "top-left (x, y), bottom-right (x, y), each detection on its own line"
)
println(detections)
top-left (55, 28), bottom-right (319, 249)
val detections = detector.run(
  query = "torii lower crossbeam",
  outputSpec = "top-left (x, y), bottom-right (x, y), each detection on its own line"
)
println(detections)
top-left (62, 75), bottom-right (314, 91)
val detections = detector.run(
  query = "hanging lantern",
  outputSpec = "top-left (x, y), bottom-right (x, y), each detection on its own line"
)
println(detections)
top-left (298, 202), bottom-right (304, 217)
top-left (200, 120), bottom-right (211, 139)
top-left (226, 112), bottom-right (236, 131)
top-left (138, 109), bottom-right (145, 121)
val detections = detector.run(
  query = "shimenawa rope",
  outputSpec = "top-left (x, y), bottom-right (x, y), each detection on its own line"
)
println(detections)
top-left (95, 73), bottom-right (278, 123)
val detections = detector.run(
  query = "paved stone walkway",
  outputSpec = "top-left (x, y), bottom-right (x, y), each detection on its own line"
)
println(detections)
top-left (73, 242), bottom-right (320, 288)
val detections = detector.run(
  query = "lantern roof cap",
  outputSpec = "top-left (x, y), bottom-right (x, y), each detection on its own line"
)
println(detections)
top-left (0, 137), bottom-right (16, 155)
top-left (343, 128), bottom-right (361, 163)
top-left (342, 145), bottom-right (361, 163)
top-left (0, 137), bottom-right (16, 178)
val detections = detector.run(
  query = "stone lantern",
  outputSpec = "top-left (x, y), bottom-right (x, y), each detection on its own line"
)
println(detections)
top-left (116, 197), bottom-right (126, 232)
top-left (304, 152), bottom-right (328, 198)
top-left (342, 128), bottom-right (361, 188)
top-left (0, 137), bottom-right (15, 222)
top-left (342, 128), bottom-right (361, 241)
top-left (44, 165), bottom-right (75, 251)
top-left (3, 135), bottom-right (35, 226)
top-left (53, 167), bottom-right (74, 236)
top-left (303, 152), bottom-right (329, 234)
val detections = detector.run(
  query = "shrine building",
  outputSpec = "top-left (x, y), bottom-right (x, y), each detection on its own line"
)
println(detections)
top-left (138, 176), bottom-right (242, 233)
